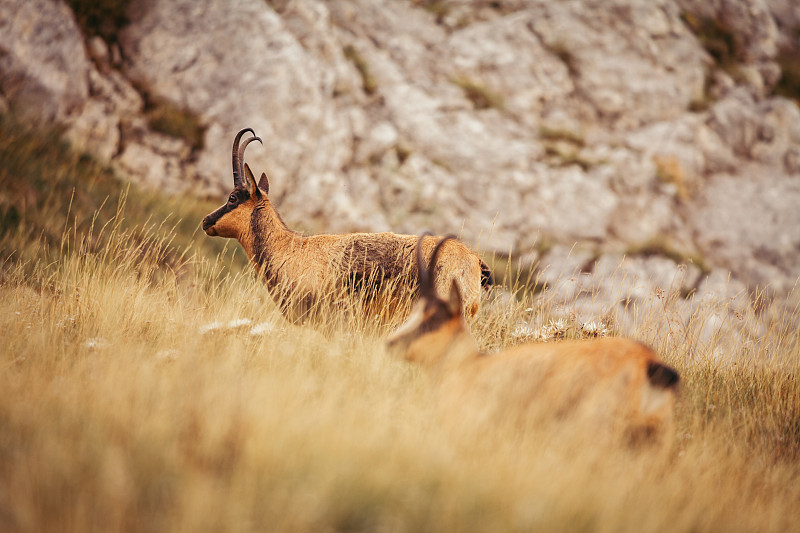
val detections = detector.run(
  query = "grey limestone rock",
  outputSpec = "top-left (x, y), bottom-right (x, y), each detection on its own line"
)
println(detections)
top-left (3, 0), bottom-right (799, 331)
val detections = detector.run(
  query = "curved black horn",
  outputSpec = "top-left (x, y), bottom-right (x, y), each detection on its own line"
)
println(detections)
top-left (418, 233), bottom-right (456, 298)
top-left (416, 232), bottom-right (434, 296)
top-left (429, 235), bottom-right (456, 279)
top-left (238, 135), bottom-right (263, 186)
top-left (232, 128), bottom-right (256, 187)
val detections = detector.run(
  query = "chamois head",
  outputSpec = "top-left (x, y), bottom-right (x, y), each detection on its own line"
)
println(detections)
top-left (202, 128), bottom-right (269, 238)
top-left (387, 233), bottom-right (466, 365)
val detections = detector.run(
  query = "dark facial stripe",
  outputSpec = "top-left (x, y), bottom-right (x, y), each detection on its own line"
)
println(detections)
top-left (202, 188), bottom-right (250, 230)
top-left (202, 204), bottom-right (232, 230)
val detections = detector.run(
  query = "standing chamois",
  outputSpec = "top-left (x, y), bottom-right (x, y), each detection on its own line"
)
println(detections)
top-left (387, 235), bottom-right (680, 442)
top-left (202, 128), bottom-right (493, 323)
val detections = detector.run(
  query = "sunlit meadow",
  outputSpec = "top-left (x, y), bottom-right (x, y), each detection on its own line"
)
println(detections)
top-left (1, 116), bottom-right (799, 532)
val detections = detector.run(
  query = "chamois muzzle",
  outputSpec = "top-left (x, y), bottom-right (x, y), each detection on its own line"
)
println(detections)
top-left (201, 215), bottom-right (216, 234)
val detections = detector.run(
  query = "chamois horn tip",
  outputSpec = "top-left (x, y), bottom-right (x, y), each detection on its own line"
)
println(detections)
top-left (238, 135), bottom-right (263, 187)
top-left (416, 231), bottom-right (434, 295)
top-left (417, 232), bottom-right (456, 298)
top-left (232, 127), bottom-right (257, 186)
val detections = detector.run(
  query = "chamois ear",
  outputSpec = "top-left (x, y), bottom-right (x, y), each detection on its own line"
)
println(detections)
top-left (258, 172), bottom-right (269, 194)
top-left (447, 279), bottom-right (463, 317)
top-left (244, 163), bottom-right (260, 198)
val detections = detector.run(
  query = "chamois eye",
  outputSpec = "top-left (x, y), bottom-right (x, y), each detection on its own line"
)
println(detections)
top-left (228, 194), bottom-right (237, 204)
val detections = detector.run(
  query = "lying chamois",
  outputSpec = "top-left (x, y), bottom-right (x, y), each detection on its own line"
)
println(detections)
top-left (202, 128), bottom-right (492, 323)
top-left (387, 235), bottom-right (680, 441)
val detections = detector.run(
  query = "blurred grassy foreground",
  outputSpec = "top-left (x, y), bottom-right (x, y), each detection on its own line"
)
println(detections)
top-left (1, 114), bottom-right (800, 532)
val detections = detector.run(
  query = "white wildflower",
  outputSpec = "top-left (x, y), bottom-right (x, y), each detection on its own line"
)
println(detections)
top-left (199, 321), bottom-right (223, 335)
top-left (155, 349), bottom-right (179, 362)
top-left (547, 318), bottom-right (568, 338)
top-left (511, 323), bottom-right (537, 339)
top-left (56, 315), bottom-right (76, 328)
top-left (226, 318), bottom-right (252, 329)
top-left (528, 323), bottom-right (556, 342)
top-left (85, 337), bottom-right (109, 352)
top-left (250, 321), bottom-right (276, 337)
top-left (580, 320), bottom-right (609, 338)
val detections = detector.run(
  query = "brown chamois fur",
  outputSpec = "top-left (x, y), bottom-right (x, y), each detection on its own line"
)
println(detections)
top-left (387, 235), bottom-right (680, 442)
top-left (202, 128), bottom-right (492, 323)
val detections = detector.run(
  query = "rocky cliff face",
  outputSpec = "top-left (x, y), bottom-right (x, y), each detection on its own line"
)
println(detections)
top-left (2, 0), bottom-right (799, 351)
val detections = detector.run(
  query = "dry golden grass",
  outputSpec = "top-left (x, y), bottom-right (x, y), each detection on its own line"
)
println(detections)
top-left (1, 118), bottom-right (799, 532)
top-left (1, 201), bottom-right (799, 533)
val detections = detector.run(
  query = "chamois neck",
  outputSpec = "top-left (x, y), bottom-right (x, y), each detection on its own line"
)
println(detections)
top-left (247, 198), bottom-right (302, 265)
top-left (421, 323), bottom-right (480, 376)
top-left (442, 328), bottom-right (481, 367)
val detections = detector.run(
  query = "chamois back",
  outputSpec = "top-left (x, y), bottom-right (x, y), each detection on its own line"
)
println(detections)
top-left (450, 337), bottom-right (679, 440)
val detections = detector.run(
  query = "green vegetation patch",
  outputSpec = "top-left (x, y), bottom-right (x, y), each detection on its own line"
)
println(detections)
top-left (539, 125), bottom-right (594, 170)
top-left (539, 125), bottom-right (585, 147)
top-left (451, 76), bottom-right (505, 111)
top-left (144, 96), bottom-right (206, 152)
top-left (0, 112), bottom-right (244, 278)
top-left (680, 11), bottom-right (740, 71)
top-left (412, 0), bottom-right (451, 24)
top-left (343, 45), bottom-right (378, 96)
top-left (127, 78), bottom-right (206, 152)
top-left (679, 11), bottom-right (748, 112)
